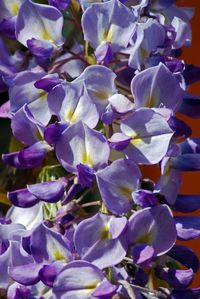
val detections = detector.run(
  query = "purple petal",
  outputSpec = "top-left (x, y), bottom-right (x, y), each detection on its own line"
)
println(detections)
top-left (131, 63), bottom-right (183, 111)
top-left (27, 178), bottom-right (67, 203)
top-left (2, 152), bottom-right (22, 168)
top-left (180, 138), bottom-right (200, 154)
top-left (132, 244), bottom-right (154, 268)
top-left (95, 42), bottom-right (113, 65)
top-left (92, 279), bottom-right (117, 298)
top-left (34, 74), bottom-right (61, 92)
top-left (155, 166), bottom-right (182, 205)
top-left (7, 203), bottom-right (43, 230)
top-left (29, 222), bottom-right (72, 263)
top-left (133, 190), bottom-right (158, 208)
top-left (8, 188), bottom-right (39, 208)
top-left (11, 105), bottom-right (42, 145)
top-left (175, 216), bottom-right (200, 240)
top-left (39, 261), bottom-right (64, 287)
top-left (77, 163), bottom-right (95, 187)
top-left (96, 158), bottom-right (141, 215)
top-left (9, 263), bottom-right (42, 286)
top-left (128, 18), bottom-right (166, 70)
top-left (8, 70), bottom-right (46, 114)
top-left (168, 116), bottom-right (192, 139)
top-left (7, 283), bottom-right (30, 299)
top-left (74, 65), bottom-right (116, 114)
top-left (62, 183), bottom-right (82, 205)
top-left (121, 108), bottom-right (173, 164)
top-left (0, 100), bottom-right (11, 118)
top-left (48, 0), bottom-right (70, 11)
top-left (109, 216), bottom-right (127, 239)
top-left (44, 122), bottom-right (68, 145)
top-left (173, 195), bottom-right (200, 213)
top-left (151, 0), bottom-right (175, 10)
top-left (48, 81), bottom-right (99, 128)
top-left (0, 17), bottom-right (16, 40)
top-left (27, 38), bottom-right (53, 66)
top-left (167, 245), bottom-right (199, 273)
top-left (170, 154), bottom-right (200, 171)
top-left (18, 141), bottom-right (51, 169)
top-left (108, 133), bottom-right (131, 151)
top-left (0, 240), bottom-right (33, 290)
top-left (16, 0), bottom-right (64, 47)
top-left (171, 287), bottom-right (200, 299)
top-left (82, 0), bottom-right (136, 52)
top-left (128, 205), bottom-right (177, 256)
top-left (53, 261), bottom-right (104, 298)
top-left (74, 213), bottom-right (128, 269)
top-left (109, 94), bottom-right (134, 114)
top-left (156, 267), bottom-right (194, 289)
top-left (55, 121), bottom-right (110, 173)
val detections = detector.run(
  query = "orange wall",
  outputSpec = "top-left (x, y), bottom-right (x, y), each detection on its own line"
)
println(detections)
top-left (178, 0), bottom-right (200, 287)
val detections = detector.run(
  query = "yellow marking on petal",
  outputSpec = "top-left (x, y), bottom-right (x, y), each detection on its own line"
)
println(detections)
top-left (11, 3), bottom-right (19, 16)
top-left (100, 224), bottom-right (111, 240)
top-left (102, 25), bottom-right (114, 43)
top-left (163, 164), bottom-right (171, 185)
top-left (42, 28), bottom-right (54, 43)
top-left (35, 129), bottom-right (43, 141)
top-left (85, 280), bottom-right (100, 292)
top-left (81, 151), bottom-right (93, 167)
top-left (137, 233), bottom-right (153, 244)
top-left (70, 112), bottom-right (78, 124)
top-left (145, 95), bottom-right (156, 108)
top-left (141, 47), bottom-right (148, 60)
top-left (38, 92), bottom-right (48, 101)
top-left (53, 249), bottom-right (67, 262)
top-left (119, 186), bottom-right (133, 199)
top-left (93, 90), bottom-right (110, 101)
top-left (37, 286), bottom-right (52, 297)
top-left (65, 109), bottom-right (77, 124)
top-left (131, 134), bottom-right (142, 145)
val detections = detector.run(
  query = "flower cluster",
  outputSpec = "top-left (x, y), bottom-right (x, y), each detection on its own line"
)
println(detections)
top-left (0, 0), bottom-right (200, 298)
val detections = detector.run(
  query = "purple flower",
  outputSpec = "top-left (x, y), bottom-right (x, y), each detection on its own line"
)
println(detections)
top-left (16, 0), bottom-right (64, 48)
top-left (82, 0), bottom-right (136, 52)
top-left (155, 266), bottom-right (194, 289)
top-left (127, 205), bottom-right (177, 261)
top-left (129, 19), bottom-right (166, 70)
top-left (131, 63), bottom-right (184, 111)
top-left (48, 81), bottom-right (99, 128)
top-left (109, 108), bottom-right (173, 164)
top-left (74, 65), bottom-right (117, 114)
top-left (96, 158), bottom-right (141, 215)
top-left (8, 178), bottom-right (67, 207)
top-left (8, 70), bottom-right (53, 126)
top-left (55, 121), bottom-right (110, 173)
top-left (53, 261), bottom-right (117, 298)
top-left (9, 222), bottom-right (73, 287)
top-left (74, 213), bottom-right (128, 268)
top-left (3, 141), bottom-right (52, 169)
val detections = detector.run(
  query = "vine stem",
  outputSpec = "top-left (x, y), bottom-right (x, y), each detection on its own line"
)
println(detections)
top-left (118, 280), bottom-right (169, 299)
top-left (81, 201), bottom-right (101, 208)
top-left (76, 187), bottom-right (95, 203)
